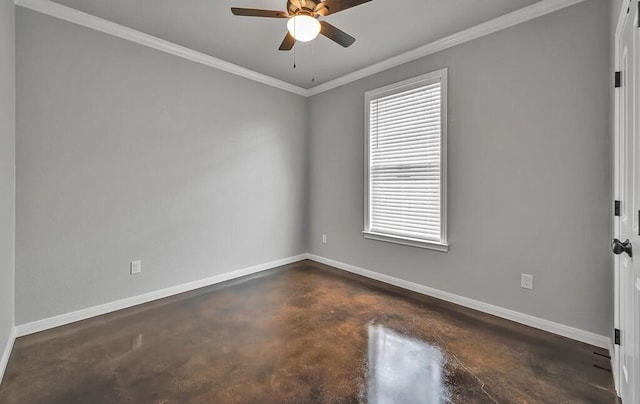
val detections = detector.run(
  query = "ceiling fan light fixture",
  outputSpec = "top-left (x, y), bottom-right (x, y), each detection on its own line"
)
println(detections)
top-left (287, 15), bottom-right (321, 42)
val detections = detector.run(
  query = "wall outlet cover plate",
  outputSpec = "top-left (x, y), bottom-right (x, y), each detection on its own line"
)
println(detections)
top-left (131, 260), bottom-right (142, 274)
top-left (521, 273), bottom-right (533, 290)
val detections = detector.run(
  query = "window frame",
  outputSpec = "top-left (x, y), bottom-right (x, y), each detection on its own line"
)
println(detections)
top-left (363, 69), bottom-right (448, 252)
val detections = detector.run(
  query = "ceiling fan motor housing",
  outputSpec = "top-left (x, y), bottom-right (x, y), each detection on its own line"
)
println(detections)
top-left (287, 0), bottom-right (328, 17)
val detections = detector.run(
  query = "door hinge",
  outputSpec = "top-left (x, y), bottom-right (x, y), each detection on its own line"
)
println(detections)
top-left (615, 200), bottom-right (621, 216)
top-left (615, 71), bottom-right (622, 88)
top-left (615, 328), bottom-right (621, 345)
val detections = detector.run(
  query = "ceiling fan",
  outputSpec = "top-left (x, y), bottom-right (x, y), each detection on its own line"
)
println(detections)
top-left (231, 0), bottom-right (371, 51)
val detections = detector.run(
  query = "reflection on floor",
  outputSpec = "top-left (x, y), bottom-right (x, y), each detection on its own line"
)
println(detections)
top-left (0, 260), bottom-right (617, 403)
top-left (367, 324), bottom-right (447, 403)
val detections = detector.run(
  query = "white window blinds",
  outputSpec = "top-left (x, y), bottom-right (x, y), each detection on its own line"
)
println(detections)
top-left (364, 70), bottom-right (447, 249)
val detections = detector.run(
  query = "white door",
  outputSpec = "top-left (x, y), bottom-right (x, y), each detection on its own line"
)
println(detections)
top-left (614, 1), bottom-right (640, 402)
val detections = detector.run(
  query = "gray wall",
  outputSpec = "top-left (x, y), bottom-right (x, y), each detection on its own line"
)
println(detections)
top-left (308, 0), bottom-right (611, 336)
top-left (0, 0), bottom-right (15, 369)
top-left (15, 9), bottom-right (308, 324)
top-left (14, 0), bottom-right (613, 337)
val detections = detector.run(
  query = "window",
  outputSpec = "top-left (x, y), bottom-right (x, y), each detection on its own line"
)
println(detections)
top-left (364, 69), bottom-right (448, 251)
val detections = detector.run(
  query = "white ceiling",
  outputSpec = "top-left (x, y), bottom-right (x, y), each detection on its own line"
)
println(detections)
top-left (50, 0), bottom-right (541, 88)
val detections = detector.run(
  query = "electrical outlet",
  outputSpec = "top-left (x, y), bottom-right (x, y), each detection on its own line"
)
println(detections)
top-left (521, 273), bottom-right (533, 290)
top-left (322, 234), bottom-right (327, 244)
top-left (130, 260), bottom-right (142, 275)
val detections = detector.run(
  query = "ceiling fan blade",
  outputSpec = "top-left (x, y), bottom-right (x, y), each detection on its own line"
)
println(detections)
top-left (279, 32), bottom-right (296, 51)
top-left (321, 0), bottom-right (371, 16)
top-left (230, 8), bottom-right (288, 18)
top-left (320, 21), bottom-right (356, 47)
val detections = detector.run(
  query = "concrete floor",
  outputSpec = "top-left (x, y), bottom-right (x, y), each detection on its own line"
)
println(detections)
top-left (0, 260), bottom-right (617, 403)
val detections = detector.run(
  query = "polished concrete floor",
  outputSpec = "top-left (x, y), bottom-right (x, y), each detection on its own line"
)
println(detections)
top-left (0, 260), bottom-right (617, 403)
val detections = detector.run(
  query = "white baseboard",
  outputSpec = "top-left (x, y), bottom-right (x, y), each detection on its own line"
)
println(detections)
top-left (306, 253), bottom-right (610, 349)
top-left (15, 254), bottom-right (307, 337)
top-left (13, 252), bottom-right (610, 351)
top-left (0, 326), bottom-right (17, 384)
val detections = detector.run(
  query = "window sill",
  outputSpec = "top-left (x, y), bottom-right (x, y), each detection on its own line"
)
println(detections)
top-left (362, 231), bottom-right (449, 252)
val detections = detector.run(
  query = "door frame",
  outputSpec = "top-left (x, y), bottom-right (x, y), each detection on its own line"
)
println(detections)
top-left (614, 0), bottom-right (637, 397)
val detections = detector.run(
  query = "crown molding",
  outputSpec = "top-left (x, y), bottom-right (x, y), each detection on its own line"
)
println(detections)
top-left (14, 0), bottom-right (309, 97)
top-left (15, 0), bottom-right (586, 98)
top-left (306, 0), bottom-right (587, 96)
